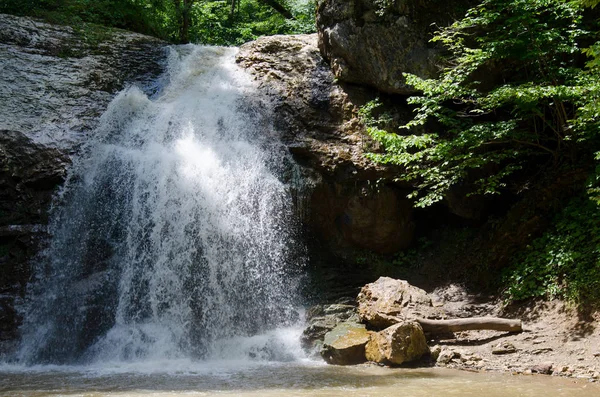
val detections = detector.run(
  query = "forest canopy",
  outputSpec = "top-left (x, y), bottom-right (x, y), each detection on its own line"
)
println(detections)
top-left (0, 0), bottom-right (316, 45)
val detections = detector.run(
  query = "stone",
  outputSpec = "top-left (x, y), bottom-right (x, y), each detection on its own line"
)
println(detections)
top-left (316, 0), bottom-right (476, 94)
top-left (437, 350), bottom-right (460, 365)
top-left (492, 342), bottom-right (518, 355)
top-left (531, 363), bottom-right (553, 375)
top-left (357, 277), bottom-right (437, 329)
top-left (531, 347), bottom-right (553, 355)
top-left (365, 322), bottom-right (429, 365)
top-left (301, 303), bottom-right (357, 353)
top-left (430, 345), bottom-right (442, 361)
top-left (321, 321), bottom-right (370, 365)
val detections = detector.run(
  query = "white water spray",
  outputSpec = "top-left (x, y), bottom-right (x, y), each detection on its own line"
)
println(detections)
top-left (16, 45), bottom-right (303, 365)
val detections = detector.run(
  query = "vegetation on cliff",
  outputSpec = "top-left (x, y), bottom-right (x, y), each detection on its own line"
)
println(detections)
top-left (0, 0), bottom-right (316, 44)
top-left (362, 0), bottom-right (600, 305)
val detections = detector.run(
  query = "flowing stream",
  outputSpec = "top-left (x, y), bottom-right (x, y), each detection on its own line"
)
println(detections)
top-left (1, 44), bottom-right (599, 396)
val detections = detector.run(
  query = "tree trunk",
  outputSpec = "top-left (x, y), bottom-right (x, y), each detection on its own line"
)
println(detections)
top-left (174, 0), bottom-right (194, 43)
top-left (258, 0), bottom-right (294, 19)
top-left (416, 317), bottom-right (522, 333)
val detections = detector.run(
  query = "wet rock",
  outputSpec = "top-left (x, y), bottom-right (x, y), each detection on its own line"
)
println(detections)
top-left (237, 34), bottom-right (373, 177)
top-left (0, 14), bottom-right (166, 147)
top-left (237, 35), bottom-right (415, 255)
top-left (316, 0), bottom-right (475, 94)
top-left (357, 277), bottom-right (438, 329)
top-left (365, 321), bottom-right (428, 365)
top-left (0, 130), bottom-right (69, 344)
top-left (0, 14), bottom-right (167, 353)
top-left (321, 321), bottom-right (370, 365)
top-left (301, 303), bottom-right (357, 353)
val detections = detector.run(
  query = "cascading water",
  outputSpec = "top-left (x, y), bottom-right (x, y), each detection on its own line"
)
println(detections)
top-left (15, 45), bottom-right (304, 365)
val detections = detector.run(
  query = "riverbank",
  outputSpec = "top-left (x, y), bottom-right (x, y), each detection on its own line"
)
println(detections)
top-left (425, 287), bottom-right (600, 382)
top-left (306, 281), bottom-right (600, 383)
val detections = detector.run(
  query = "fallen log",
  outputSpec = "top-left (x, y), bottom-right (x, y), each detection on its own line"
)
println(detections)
top-left (416, 317), bottom-right (522, 333)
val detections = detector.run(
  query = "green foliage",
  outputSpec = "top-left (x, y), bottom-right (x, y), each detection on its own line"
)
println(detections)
top-left (503, 196), bottom-right (600, 305)
top-left (190, 0), bottom-right (316, 46)
top-left (0, 0), bottom-right (316, 45)
top-left (363, 0), bottom-right (600, 208)
top-left (0, 0), bottom-right (171, 37)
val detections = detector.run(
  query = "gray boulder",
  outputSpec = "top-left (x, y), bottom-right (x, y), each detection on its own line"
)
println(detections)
top-left (316, 0), bottom-right (475, 94)
top-left (301, 303), bottom-right (357, 354)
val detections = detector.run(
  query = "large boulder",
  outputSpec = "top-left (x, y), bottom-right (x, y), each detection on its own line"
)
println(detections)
top-left (301, 303), bottom-right (358, 353)
top-left (357, 277), bottom-right (439, 329)
top-left (320, 321), bottom-right (370, 365)
top-left (316, 0), bottom-right (475, 94)
top-left (365, 321), bottom-right (429, 365)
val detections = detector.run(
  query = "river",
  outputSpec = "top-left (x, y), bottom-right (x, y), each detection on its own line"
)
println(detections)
top-left (1, 362), bottom-right (599, 396)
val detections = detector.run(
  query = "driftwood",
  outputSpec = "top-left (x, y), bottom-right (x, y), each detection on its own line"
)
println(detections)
top-left (416, 317), bottom-right (522, 333)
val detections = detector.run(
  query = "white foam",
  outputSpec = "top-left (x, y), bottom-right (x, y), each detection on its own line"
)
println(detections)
top-left (14, 45), bottom-right (305, 366)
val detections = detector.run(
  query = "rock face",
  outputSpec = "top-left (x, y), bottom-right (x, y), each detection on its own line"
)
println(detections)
top-left (0, 14), bottom-right (167, 352)
top-left (0, 14), bottom-right (166, 146)
top-left (237, 34), bottom-right (415, 255)
top-left (365, 321), bottom-right (429, 365)
top-left (316, 0), bottom-right (475, 94)
top-left (357, 277), bottom-right (438, 329)
top-left (321, 321), bottom-right (370, 365)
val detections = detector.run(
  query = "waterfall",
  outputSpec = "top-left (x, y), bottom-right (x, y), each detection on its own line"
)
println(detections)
top-left (16, 45), bottom-right (303, 365)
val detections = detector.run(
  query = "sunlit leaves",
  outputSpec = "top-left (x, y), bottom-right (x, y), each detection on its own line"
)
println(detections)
top-left (363, 0), bottom-right (600, 208)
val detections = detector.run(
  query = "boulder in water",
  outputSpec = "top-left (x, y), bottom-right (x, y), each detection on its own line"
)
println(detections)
top-left (301, 303), bottom-right (357, 354)
top-left (320, 321), bottom-right (370, 365)
top-left (365, 321), bottom-right (429, 365)
top-left (357, 277), bottom-right (438, 329)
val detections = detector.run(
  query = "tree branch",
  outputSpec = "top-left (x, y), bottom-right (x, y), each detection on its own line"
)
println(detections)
top-left (258, 0), bottom-right (295, 19)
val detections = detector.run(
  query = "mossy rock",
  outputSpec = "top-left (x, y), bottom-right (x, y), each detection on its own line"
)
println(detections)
top-left (321, 321), bottom-right (370, 365)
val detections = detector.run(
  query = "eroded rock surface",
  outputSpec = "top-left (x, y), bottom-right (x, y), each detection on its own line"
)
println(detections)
top-left (237, 34), bottom-right (414, 255)
top-left (365, 321), bottom-right (429, 365)
top-left (0, 14), bottom-right (166, 147)
top-left (357, 277), bottom-right (440, 329)
top-left (0, 14), bottom-right (167, 352)
top-left (316, 0), bottom-right (475, 94)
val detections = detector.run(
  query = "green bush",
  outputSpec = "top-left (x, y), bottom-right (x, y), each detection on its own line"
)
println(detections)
top-left (503, 196), bottom-right (600, 305)
top-left (363, 0), bottom-right (600, 208)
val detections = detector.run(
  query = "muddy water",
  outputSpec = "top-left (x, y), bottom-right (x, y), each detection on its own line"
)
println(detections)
top-left (1, 362), bottom-right (598, 397)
